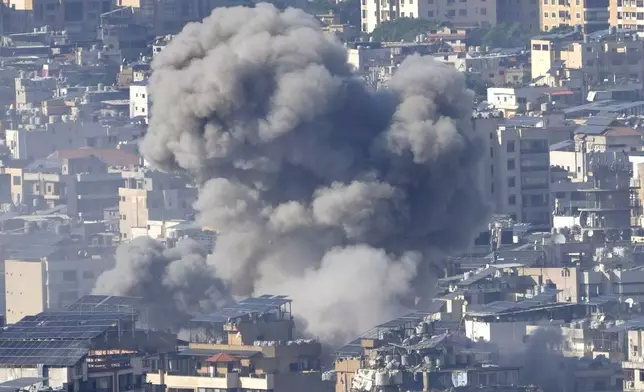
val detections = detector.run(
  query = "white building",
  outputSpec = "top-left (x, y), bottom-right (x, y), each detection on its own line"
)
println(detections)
top-left (360, 0), bottom-right (499, 34)
top-left (129, 82), bottom-right (150, 123)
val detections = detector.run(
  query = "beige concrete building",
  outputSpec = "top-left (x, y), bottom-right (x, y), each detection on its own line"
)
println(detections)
top-left (609, 0), bottom-right (644, 32)
top-left (540, 0), bottom-right (609, 33)
top-left (2, 155), bottom-right (122, 220)
top-left (147, 295), bottom-right (327, 392)
top-left (531, 29), bottom-right (644, 84)
top-left (5, 254), bottom-right (114, 324)
top-left (118, 170), bottom-right (197, 241)
top-left (360, 0), bottom-right (499, 34)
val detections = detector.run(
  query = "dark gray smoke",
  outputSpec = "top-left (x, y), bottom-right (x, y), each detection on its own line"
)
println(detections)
top-left (93, 237), bottom-right (230, 331)
top-left (102, 4), bottom-right (490, 344)
top-left (505, 327), bottom-right (576, 392)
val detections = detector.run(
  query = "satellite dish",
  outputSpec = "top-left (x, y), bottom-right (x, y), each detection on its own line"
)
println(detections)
top-left (553, 234), bottom-right (567, 244)
top-left (588, 230), bottom-right (594, 237)
top-left (626, 298), bottom-right (635, 308)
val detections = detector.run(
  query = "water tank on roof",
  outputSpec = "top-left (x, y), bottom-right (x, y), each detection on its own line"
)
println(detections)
top-left (526, 101), bottom-right (534, 112)
top-left (574, 24), bottom-right (582, 33)
top-left (609, 26), bottom-right (617, 35)
top-left (541, 102), bottom-right (550, 112)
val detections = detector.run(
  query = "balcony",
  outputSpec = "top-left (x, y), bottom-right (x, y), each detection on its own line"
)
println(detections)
top-left (147, 372), bottom-right (239, 389)
top-left (146, 372), bottom-right (275, 390)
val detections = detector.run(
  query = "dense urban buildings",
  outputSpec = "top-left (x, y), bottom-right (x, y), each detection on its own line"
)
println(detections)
top-left (2, 1), bottom-right (644, 392)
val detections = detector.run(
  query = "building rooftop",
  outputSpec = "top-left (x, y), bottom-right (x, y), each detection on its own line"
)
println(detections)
top-left (65, 295), bottom-right (141, 314)
top-left (49, 147), bottom-right (139, 167)
top-left (0, 310), bottom-right (135, 366)
top-left (0, 377), bottom-right (48, 391)
top-left (191, 294), bottom-right (291, 323)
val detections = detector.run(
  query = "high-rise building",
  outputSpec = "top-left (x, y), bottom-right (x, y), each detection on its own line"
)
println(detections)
top-left (361, 0), bottom-right (539, 35)
top-left (609, 0), bottom-right (644, 32)
top-left (540, 0), bottom-right (609, 33)
top-left (33, 0), bottom-right (114, 37)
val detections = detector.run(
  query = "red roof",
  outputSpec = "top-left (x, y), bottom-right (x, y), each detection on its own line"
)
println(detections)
top-left (205, 353), bottom-right (239, 363)
top-left (48, 147), bottom-right (139, 167)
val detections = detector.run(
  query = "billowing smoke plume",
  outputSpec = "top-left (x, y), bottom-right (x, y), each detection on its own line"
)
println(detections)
top-left (94, 237), bottom-right (230, 331)
top-left (99, 4), bottom-right (490, 344)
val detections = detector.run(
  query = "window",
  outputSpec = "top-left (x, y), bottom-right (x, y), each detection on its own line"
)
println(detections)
top-left (362, 10), bottom-right (366, 17)
top-left (490, 147), bottom-right (494, 158)
top-left (507, 140), bottom-right (515, 153)
top-left (544, 12), bottom-right (548, 18)
top-left (62, 270), bottom-right (77, 282)
top-left (508, 195), bottom-right (516, 205)
top-left (575, 12), bottom-right (580, 18)
top-left (46, 184), bottom-right (52, 193)
top-left (409, 11), bottom-right (414, 17)
top-left (12, 176), bottom-right (20, 186)
top-left (507, 159), bottom-right (516, 170)
top-left (83, 271), bottom-right (95, 279)
top-left (458, 8), bottom-right (466, 15)
top-left (427, 10), bottom-right (433, 16)
top-left (480, 7), bottom-right (486, 15)
top-left (508, 177), bottom-right (516, 187)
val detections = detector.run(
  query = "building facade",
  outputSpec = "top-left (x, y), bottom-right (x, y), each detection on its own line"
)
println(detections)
top-left (610, 0), bottom-right (644, 32)
top-left (360, 0), bottom-right (499, 34)
top-left (540, 0), bottom-right (610, 33)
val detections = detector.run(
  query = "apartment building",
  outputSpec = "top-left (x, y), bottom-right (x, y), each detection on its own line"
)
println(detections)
top-left (494, 126), bottom-right (552, 229)
top-left (531, 28), bottom-right (644, 85)
top-left (360, 0), bottom-right (499, 34)
top-left (129, 82), bottom-right (149, 123)
top-left (147, 295), bottom-right (327, 392)
top-left (3, 231), bottom-right (115, 323)
top-left (118, 169), bottom-right (197, 241)
top-left (15, 76), bottom-right (56, 110)
top-left (475, 113), bottom-right (553, 229)
top-left (5, 122), bottom-right (145, 161)
top-left (0, 295), bottom-right (175, 392)
top-left (33, 0), bottom-right (113, 36)
top-left (609, 0), bottom-right (644, 32)
top-left (5, 155), bottom-right (122, 219)
top-left (540, 0), bottom-right (609, 33)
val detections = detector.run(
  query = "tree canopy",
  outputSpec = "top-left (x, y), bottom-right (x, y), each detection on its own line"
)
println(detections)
top-left (370, 17), bottom-right (437, 42)
top-left (307, 0), bottom-right (360, 27)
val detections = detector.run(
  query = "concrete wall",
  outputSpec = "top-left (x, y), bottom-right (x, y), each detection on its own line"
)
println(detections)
top-left (5, 259), bottom-right (45, 324)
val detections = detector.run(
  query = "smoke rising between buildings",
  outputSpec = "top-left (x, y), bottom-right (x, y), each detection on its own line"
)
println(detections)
top-left (96, 3), bottom-right (491, 345)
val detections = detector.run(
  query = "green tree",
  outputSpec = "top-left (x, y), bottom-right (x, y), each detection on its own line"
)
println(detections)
top-left (468, 23), bottom-right (536, 49)
top-left (370, 17), bottom-right (437, 42)
top-left (307, 0), bottom-right (360, 27)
